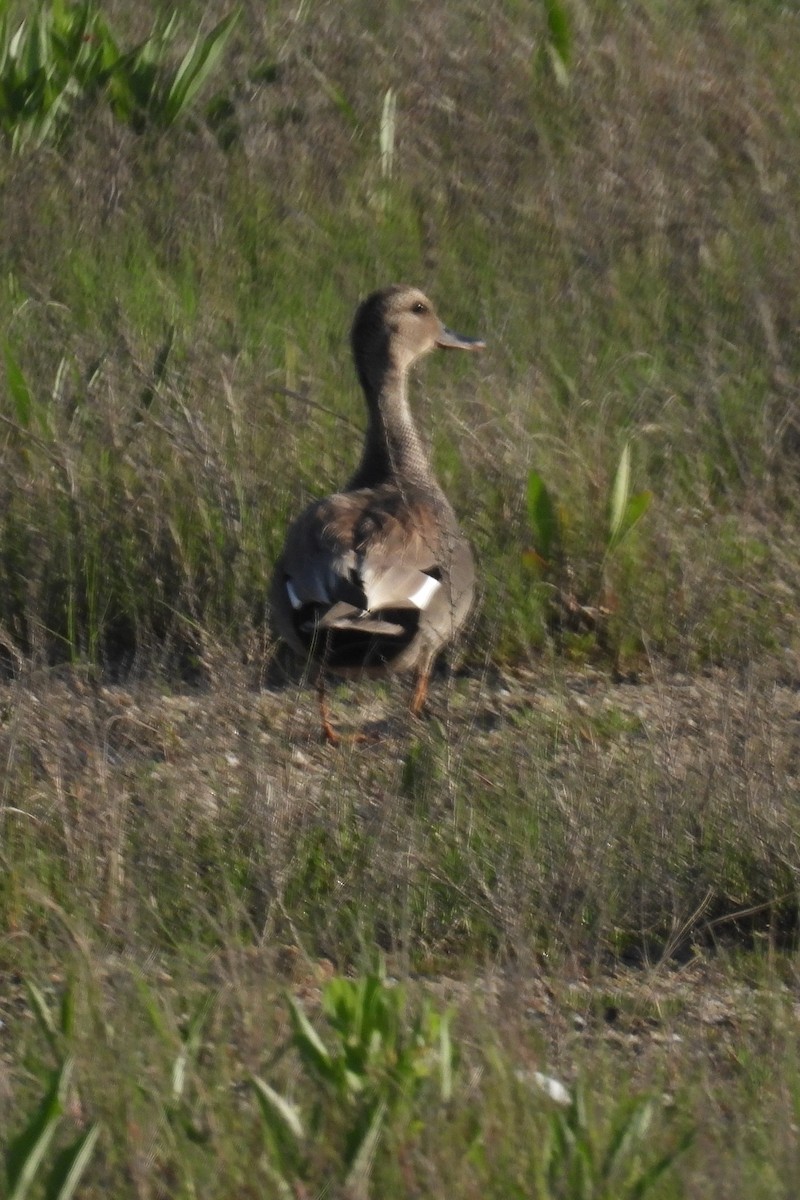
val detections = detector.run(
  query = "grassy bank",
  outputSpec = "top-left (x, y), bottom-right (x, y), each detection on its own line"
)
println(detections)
top-left (2, 1), bottom-right (800, 1196)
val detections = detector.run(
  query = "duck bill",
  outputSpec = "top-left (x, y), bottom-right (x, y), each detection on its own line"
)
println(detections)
top-left (436, 326), bottom-right (485, 351)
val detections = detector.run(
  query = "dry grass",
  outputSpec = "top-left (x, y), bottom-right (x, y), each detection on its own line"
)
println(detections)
top-left (2, 656), bottom-right (799, 1195)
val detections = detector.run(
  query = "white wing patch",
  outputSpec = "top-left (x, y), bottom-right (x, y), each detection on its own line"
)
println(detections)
top-left (408, 574), bottom-right (441, 610)
top-left (286, 579), bottom-right (303, 610)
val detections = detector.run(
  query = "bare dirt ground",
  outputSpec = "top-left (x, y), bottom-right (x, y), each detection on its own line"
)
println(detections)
top-left (3, 656), bottom-right (798, 816)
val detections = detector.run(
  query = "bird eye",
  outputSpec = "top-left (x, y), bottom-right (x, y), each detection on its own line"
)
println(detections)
top-left (411, 301), bottom-right (428, 314)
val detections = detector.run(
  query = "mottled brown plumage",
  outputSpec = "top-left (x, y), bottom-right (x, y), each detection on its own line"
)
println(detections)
top-left (270, 285), bottom-right (483, 741)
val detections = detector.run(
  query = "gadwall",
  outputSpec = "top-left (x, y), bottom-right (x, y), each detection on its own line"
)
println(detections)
top-left (271, 284), bottom-right (483, 742)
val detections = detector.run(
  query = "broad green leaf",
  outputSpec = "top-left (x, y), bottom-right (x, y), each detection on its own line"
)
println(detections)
top-left (4, 342), bottom-right (32, 427)
top-left (23, 14), bottom-right (43, 80)
top-left (540, 0), bottom-right (572, 86)
top-left (546, 42), bottom-right (570, 88)
top-left (626, 488), bottom-right (652, 529)
top-left (357, 973), bottom-right (384, 1042)
top-left (43, 1124), bottom-right (100, 1200)
top-left (287, 995), bottom-right (334, 1080)
top-left (609, 489), bottom-right (653, 553)
top-left (609, 441), bottom-right (631, 545)
top-left (545, 0), bottom-right (572, 66)
top-left (526, 469), bottom-right (559, 564)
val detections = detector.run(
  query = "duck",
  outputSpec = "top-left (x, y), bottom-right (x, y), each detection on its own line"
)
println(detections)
top-left (270, 284), bottom-right (484, 743)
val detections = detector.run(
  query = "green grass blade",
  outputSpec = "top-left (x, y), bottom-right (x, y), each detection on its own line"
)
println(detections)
top-left (0, 13), bottom-right (9, 76)
top-left (629, 1127), bottom-right (695, 1198)
top-left (302, 56), bottom-right (359, 129)
top-left (171, 994), bottom-right (212, 1100)
top-left (43, 1124), bottom-right (100, 1200)
top-left (133, 976), bottom-right (173, 1042)
top-left (153, 11), bottom-right (181, 54)
top-left (3, 342), bottom-right (32, 427)
top-left (439, 1010), bottom-right (453, 1102)
top-left (6, 1059), bottom-right (72, 1200)
top-left (25, 982), bottom-right (61, 1056)
top-left (344, 1097), bottom-right (387, 1185)
top-left (380, 86), bottom-right (396, 180)
top-left (600, 1096), bottom-right (653, 1182)
top-left (164, 10), bottom-right (239, 125)
top-left (59, 983), bottom-right (74, 1038)
top-left (9, 21), bottom-right (26, 64)
top-left (251, 1076), bottom-right (305, 1141)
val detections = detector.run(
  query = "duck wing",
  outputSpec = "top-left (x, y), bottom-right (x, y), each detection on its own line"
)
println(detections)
top-left (271, 486), bottom-right (453, 665)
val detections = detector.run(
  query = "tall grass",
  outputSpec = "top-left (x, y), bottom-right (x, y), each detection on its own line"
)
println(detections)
top-left (1, 0), bottom-right (798, 670)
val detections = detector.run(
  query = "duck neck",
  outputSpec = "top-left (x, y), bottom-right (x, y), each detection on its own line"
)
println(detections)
top-left (349, 365), bottom-right (437, 491)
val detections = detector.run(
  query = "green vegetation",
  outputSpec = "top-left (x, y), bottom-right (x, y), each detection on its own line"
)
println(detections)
top-left (0, 2), bottom-right (238, 151)
top-left (1, 0), bottom-right (799, 1196)
top-left (4, 985), bottom-right (99, 1200)
top-left (254, 965), bottom-right (458, 1196)
top-left (524, 442), bottom-right (654, 660)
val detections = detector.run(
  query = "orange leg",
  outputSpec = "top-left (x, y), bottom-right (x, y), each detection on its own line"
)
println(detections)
top-left (317, 675), bottom-right (377, 746)
top-left (317, 675), bottom-right (341, 745)
top-left (409, 667), bottom-right (430, 717)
